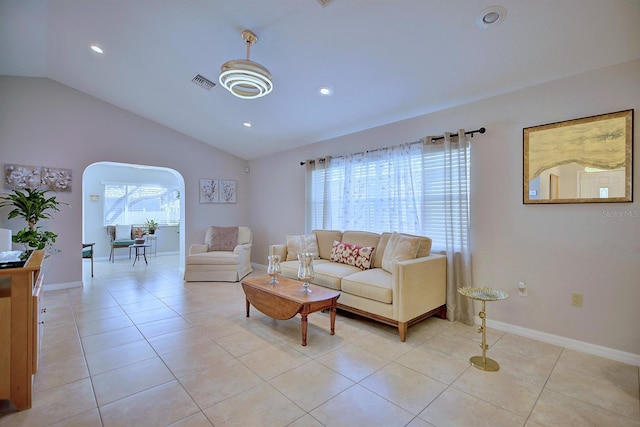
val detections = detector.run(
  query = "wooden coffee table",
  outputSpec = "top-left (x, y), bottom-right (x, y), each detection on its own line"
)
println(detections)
top-left (241, 276), bottom-right (340, 346)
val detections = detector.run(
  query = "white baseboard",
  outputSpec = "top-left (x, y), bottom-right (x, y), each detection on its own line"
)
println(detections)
top-left (44, 281), bottom-right (83, 291)
top-left (482, 317), bottom-right (640, 367)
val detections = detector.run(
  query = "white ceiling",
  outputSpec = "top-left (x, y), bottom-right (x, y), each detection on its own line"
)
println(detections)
top-left (1, 0), bottom-right (639, 160)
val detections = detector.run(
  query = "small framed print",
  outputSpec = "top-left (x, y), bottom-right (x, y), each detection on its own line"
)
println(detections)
top-left (219, 180), bottom-right (236, 203)
top-left (199, 179), bottom-right (218, 203)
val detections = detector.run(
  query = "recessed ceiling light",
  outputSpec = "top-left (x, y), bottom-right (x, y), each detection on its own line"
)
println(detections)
top-left (89, 44), bottom-right (104, 54)
top-left (476, 6), bottom-right (507, 29)
top-left (243, 121), bottom-right (252, 128)
top-left (317, 85), bottom-right (333, 96)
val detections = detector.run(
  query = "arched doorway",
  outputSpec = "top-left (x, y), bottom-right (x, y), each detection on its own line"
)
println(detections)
top-left (82, 162), bottom-right (186, 272)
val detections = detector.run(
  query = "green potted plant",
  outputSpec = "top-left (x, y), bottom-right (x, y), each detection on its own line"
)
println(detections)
top-left (144, 219), bottom-right (159, 234)
top-left (0, 188), bottom-right (68, 252)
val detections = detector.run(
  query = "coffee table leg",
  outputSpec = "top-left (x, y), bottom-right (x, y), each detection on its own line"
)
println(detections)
top-left (143, 248), bottom-right (148, 265)
top-left (330, 303), bottom-right (336, 335)
top-left (300, 314), bottom-right (308, 346)
top-left (245, 298), bottom-right (250, 317)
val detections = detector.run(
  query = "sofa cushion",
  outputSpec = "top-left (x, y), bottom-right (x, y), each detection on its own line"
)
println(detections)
top-left (381, 232), bottom-right (421, 273)
top-left (329, 241), bottom-right (375, 270)
top-left (280, 259), bottom-right (348, 291)
top-left (341, 231), bottom-right (380, 248)
top-left (280, 259), bottom-right (330, 281)
top-left (373, 232), bottom-right (392, 268)
top-left (186, 251), bottom-right (239, 265)
top-left (405, 233), bottom-right (432, 258)
top-left (341, 269), bottom-right (393, 304)
top-left (314, 261), bottom-right (361, 290)
top-left (313, 230), bottom-right (343, 260)
top-left (205, 226), bottom-right (238, 251)
top-left (285, 234), bottom-right (319, 261)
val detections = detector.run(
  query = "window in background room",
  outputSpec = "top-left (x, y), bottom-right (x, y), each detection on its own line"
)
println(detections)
top-left (103, 183), bottom-right (180, 226)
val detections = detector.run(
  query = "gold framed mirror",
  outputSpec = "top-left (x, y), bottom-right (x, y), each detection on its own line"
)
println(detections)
top-left (523, 109), bottom-right (633, 204)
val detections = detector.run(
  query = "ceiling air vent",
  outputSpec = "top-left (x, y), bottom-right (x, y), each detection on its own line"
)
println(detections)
top-left (191, 74), bottom-right (216, 90)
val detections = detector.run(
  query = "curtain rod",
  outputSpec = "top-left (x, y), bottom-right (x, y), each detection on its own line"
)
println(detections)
top-left (428, 127), bottom-right (485, 142)
top-left (300, 126), bottom-right (486, 165)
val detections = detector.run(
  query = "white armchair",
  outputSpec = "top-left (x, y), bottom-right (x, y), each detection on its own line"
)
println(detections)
top-left (184, 226), bottom-right (252, 282)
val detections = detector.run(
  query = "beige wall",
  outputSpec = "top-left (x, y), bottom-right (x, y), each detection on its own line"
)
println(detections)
top-left (0, 76), bottom-right (250, 285)
top-left (248, 59), bottom-right (640, 355)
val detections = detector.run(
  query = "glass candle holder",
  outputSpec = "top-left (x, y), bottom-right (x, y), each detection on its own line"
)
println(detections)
top-left (267, 255), bottom-right (281, 285)
top-left (297, 252), bottom-right (315, 293)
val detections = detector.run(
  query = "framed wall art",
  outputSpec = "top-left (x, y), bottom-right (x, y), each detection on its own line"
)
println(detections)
top-left (4, 163), bottom-right (73, 192)
top-left (523, 109), bottom-right (633, 204)
top-left (199, 179), bottom-right (236, 204)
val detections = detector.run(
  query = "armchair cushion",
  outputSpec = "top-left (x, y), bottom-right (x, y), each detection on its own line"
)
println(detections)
top-left (205, 226), bottom-right (238, 251)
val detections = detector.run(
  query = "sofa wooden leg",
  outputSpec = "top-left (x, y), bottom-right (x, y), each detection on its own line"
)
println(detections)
top-left (398, 322), bottom-right (407, 342)
top-left (439, 305), bottom-right (447, 319)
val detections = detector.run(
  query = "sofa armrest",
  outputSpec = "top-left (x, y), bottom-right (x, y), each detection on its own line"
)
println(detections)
top-left (188, 244), bottom-right (209, 255)
top-left (269, 244), bottom-right (287, 260)
top-left (392, 254), bottom-right (447, 322)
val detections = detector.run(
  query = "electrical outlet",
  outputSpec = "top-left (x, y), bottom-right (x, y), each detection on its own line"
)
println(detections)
top-left (517, 281), bottom-right (527, 296)
top-left (571, 292), bottom-right (583, 307)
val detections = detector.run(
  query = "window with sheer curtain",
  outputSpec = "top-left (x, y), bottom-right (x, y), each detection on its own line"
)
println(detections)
top-left (103, 183), bottom-right (180, 226)
top-left (306, 140), bottom-right (469, 252)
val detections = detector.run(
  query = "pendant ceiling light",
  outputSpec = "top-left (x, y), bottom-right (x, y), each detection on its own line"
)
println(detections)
top-left (219, 30), bottom-right (273, 99)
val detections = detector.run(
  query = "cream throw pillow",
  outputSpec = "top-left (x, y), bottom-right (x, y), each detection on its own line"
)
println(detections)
top-left (381, 232), bottom-right (421, 273)
top-left (115, 224), bottom-right (132, 241)
top-left (285, 234), bottom-right (319, 261)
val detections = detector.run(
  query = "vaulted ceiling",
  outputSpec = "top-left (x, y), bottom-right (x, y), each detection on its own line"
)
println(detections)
top-left (1, 0), bottom-right (639, 160)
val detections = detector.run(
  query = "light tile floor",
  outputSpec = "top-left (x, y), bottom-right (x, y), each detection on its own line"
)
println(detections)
top-left (1, 255), bottom-right (638, 427)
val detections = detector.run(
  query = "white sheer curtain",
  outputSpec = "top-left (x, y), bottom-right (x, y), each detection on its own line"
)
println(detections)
top-left (334, 144), bottom-right (423, 233)
top-left (307, 145), bottom-right (424, 234)
top-left (422, 130), bottom-right (474, 325)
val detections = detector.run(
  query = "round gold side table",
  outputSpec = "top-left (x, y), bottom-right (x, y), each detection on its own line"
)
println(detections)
top-left (458, 287), bottom-right (508, 372)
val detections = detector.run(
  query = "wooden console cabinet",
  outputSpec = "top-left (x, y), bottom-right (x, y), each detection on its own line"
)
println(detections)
top-left (0, 250), bottom-right (45, 411)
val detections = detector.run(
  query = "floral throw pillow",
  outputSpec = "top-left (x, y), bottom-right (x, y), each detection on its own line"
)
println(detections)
top-left (330, 240), bottom-right (375, 270)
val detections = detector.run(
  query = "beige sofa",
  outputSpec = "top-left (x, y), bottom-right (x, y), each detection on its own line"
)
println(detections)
top-left (184, 226), bottom-right (253, 282)
top-left (270, 230), bottom-right (446, 341)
